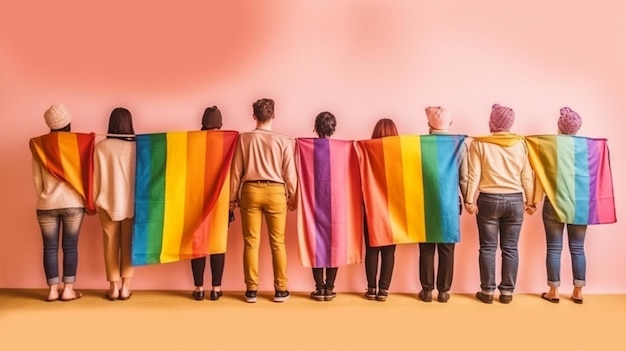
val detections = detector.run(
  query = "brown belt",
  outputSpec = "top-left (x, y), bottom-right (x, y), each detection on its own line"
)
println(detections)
top-left (244, 180), bottom-right (283, 185)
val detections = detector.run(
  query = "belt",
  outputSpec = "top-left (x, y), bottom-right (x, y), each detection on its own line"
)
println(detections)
top-left (244, 180), bottom-right (283, 185)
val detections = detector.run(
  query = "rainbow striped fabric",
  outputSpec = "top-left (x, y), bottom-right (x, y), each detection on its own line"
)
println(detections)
top-left (526, 135), bottom-right (616, 225)
top-left (295, 138), bottom-right (364, 268)
top-left (29, 132), bottom-right (96, 214)
top-left (356, 134), bottom-right (466, 246)
top-left (132, 131), bottom-right (238, 265)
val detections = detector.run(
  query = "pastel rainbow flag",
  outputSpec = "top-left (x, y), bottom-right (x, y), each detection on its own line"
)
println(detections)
top-left (132, 130), bottom-right (238, 265)
top-left (526, 135), bottom-right (616, 225)
top-left (295, 138), bottom-right (364, 268)
top-left (29, 132), bottom-right (96, 214)
top-left (356, 134), bottom-right (466, 246)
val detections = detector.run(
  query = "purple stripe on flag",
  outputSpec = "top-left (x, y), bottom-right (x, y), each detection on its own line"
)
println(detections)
top-left (314, 139), bottom-right (332, 267)
top-left (586, 139), bottom-right (599, 224)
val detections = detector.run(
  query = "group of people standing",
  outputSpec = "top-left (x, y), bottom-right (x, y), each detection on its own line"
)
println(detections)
top-left (31, 99), bottom-right (589, 305)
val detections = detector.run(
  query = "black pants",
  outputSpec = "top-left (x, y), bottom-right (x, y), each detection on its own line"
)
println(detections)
top-left (312, 267), bottom-right (338, 290)
top-left (191, 253), bottom-right (225, 287)
top-left (418, 243), bottom-right (455, 292)
top-left (364, 225), bottom-right (396, 290)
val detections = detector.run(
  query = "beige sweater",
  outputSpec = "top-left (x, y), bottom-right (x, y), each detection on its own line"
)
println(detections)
top-left (230, 129), bottom-right (298, 202)
top-left (93, 138), bottom-right (136, 221)
top-left (466, 132), bottom-right (534, 203)
top-left (32, 159), bottom-right (84, 210)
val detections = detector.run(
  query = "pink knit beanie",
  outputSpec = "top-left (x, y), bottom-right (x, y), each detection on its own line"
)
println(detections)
top-left (557, 107), bottom-right (582, 135)
top-left (489, 103), bottom-right (515, 132)
top-left (425, 106), bottom-right (451, 130)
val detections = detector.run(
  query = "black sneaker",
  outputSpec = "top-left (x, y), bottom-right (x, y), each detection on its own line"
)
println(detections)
top-left (274, 290), bottom-right (290, 302)
top-left (364, 288), bottom-right (377, 300)
top-left (324, 288), bottom-right (337, 301)
top-left (210, 290), bottom-right (223, 301)
top-left (310, 289), bottom-right (325, 301)
top-left (499, 294), bottom-right (513, 304)
top-left (244, 290), bottom-right (257, 303)
top-left (376, 289), bottom-right (389, 302)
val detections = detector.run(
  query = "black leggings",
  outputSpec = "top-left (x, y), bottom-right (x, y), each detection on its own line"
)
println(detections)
top-left (364, 225), bottom-right (396, 290)
top-left (191, 253), bottom-right (225, 287)
top-left (312, 267), bottom-right (338, 290)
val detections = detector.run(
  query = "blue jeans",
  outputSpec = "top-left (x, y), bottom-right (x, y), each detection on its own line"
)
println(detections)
top-left (476, 193), bottom-right (524, 295)
top-left (542, 200), bottom-right (587, 287)
top-left (36, 208), bottom-right (85, 285)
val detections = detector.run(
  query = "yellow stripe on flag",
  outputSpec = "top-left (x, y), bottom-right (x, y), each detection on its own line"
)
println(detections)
top-left (161, 132), bottom-right (188, 263)
top-left (401, 136), bottom-right (426, 242)
top-left (382, 137), bottom-right (407, 243)
top-left (57, 132), bottom-right (85, 196)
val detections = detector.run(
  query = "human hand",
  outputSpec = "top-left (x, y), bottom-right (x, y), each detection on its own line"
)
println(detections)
top-left (229, 200), bottom-right (238, 210)
top-left (287, 200), bottom-right (297, 212)
top-left (525, 204), bottom-right (537, 215)
top-left (464, 202), bottom-right (478, 215)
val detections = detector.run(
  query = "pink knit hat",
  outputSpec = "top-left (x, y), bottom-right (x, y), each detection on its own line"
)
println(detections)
top-left (557, 107), bottom-right (582, 135)
top-left (425, 106), bottom-right (451, 130)
top-left (489, 103), bottom-right (515, 132)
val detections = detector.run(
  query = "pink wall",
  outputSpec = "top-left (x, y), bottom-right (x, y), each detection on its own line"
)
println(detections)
top-left (1, 0), bottom-right (624, 293)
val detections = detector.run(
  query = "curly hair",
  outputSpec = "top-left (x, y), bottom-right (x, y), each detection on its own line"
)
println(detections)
top-left (252, 98), bottom-right (275, 122)
top-left (314, 111), bottom-right (336, 138)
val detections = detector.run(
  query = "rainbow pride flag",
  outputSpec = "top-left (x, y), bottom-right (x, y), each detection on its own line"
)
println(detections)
top-left (295, 138), bottom-right (364, 268)
top-left (356, 134), bottom-right (466, 246)
top-left (29, 132), bottom-right (96, 214)
top-left (132, 130), bottom-right (238, 265)
top-left (526, 135), bottom-right (616, 225)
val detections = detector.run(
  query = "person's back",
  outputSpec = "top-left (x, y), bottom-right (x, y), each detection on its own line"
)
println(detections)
top-left (230, 98), bottom-right (297, 304)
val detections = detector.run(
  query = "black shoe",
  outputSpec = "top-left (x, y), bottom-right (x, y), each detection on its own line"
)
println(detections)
top-left (192, 290), bottom-right (205, 301)
top-left (418, 290), bottom-right (433, 302)
top-left (499, 295), bottom-right (513, 304)
top-left (364, 288), bottom-right (377, 300)
top-left (310, 289), bottom-right (325, 301)
top-left (210, 290), bottom-right (223, 301)
top-left (475, 292), bottom-right (493, 304)
top-left (324, 288), bottom-right (337, 301)
top-left (244, 290), bottom-right (257, 303)
top-left (274, 290), bottom-right (290, 302)
top-left (437, 291), bottom-right (450, 303)
top-left (376, 289), bottom-right (388, 302)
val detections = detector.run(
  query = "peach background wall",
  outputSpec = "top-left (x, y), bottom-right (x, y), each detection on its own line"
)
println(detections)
top-left (1, 0), bottom-right (624, 293)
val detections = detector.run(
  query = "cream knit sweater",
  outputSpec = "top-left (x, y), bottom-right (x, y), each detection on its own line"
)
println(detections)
top-left (32, 159), bottom-right (84, 210)
top-left (93, 138), bottom-right (136, 221)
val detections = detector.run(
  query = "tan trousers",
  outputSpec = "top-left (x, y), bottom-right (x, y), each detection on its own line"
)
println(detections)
top-left (239, 182), bottom-right (288, 291)
top-left (98, 209), bottom-right (134, 282)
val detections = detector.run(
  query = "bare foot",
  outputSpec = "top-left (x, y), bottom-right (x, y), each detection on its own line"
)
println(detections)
top-left (46, 286), bottom-right (60, 302)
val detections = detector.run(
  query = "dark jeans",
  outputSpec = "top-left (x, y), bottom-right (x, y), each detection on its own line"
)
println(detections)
top-left (191, 253), bottom-right (225, 287)
top-left (312, 267), bottom-right (338, 290)
top-left (364, 225), bottom-right (396, 290)
top-left (419, 243), bottom-right (455, 292)
top-left (36, 208), bottom-right (85, 285)
top-left (476, 193), bottom-right (524, 295)
top-left (542, 200), bottom-right (587, 287)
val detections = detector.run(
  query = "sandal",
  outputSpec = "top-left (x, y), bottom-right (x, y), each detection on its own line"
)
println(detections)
top-left (60, 291), bottom-right (83, 302)
top-left (105, 290), bottom-right (118, 301)
top-left (541, 292), bottom-right (560, 303)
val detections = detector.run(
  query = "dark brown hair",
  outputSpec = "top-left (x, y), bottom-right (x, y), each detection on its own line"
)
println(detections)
top-left (314, 111), bottom-right (336, 138)
top-left (52, 124), bottom-right (71, 132)
top-left (252, 98), bottom-right (274, 122)
top-left (107, 107), bottom-right (135, 141)
top-left (371, 118), bottom-right (398, 139)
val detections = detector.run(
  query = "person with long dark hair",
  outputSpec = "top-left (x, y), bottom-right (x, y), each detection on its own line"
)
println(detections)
top-left (94, 107), bottom-right (136, 301)
top-left (364, 118), bottom-right (399, 302)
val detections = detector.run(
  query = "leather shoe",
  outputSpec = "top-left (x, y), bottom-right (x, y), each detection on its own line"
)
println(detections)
top-left (418, 290), bottom-right (432, 302)
top-left (437, 291), bottom-right (450, 303)
top-left (192, 290), bottom-right (205, 301)
top-left (475, 292), bottom-right (493, 304)
top-left (210, 290), bottom-right (223, 301)
top-left (572, 296), bottom-right (584, 304)
top-left (499, 295), bottom-right (513, 304)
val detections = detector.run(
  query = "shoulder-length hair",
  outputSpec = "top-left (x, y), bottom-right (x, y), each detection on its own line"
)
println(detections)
top-left (371, 118), bottom-right (398, 139)
top-left (107, 107), bottom-right (135, 141)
